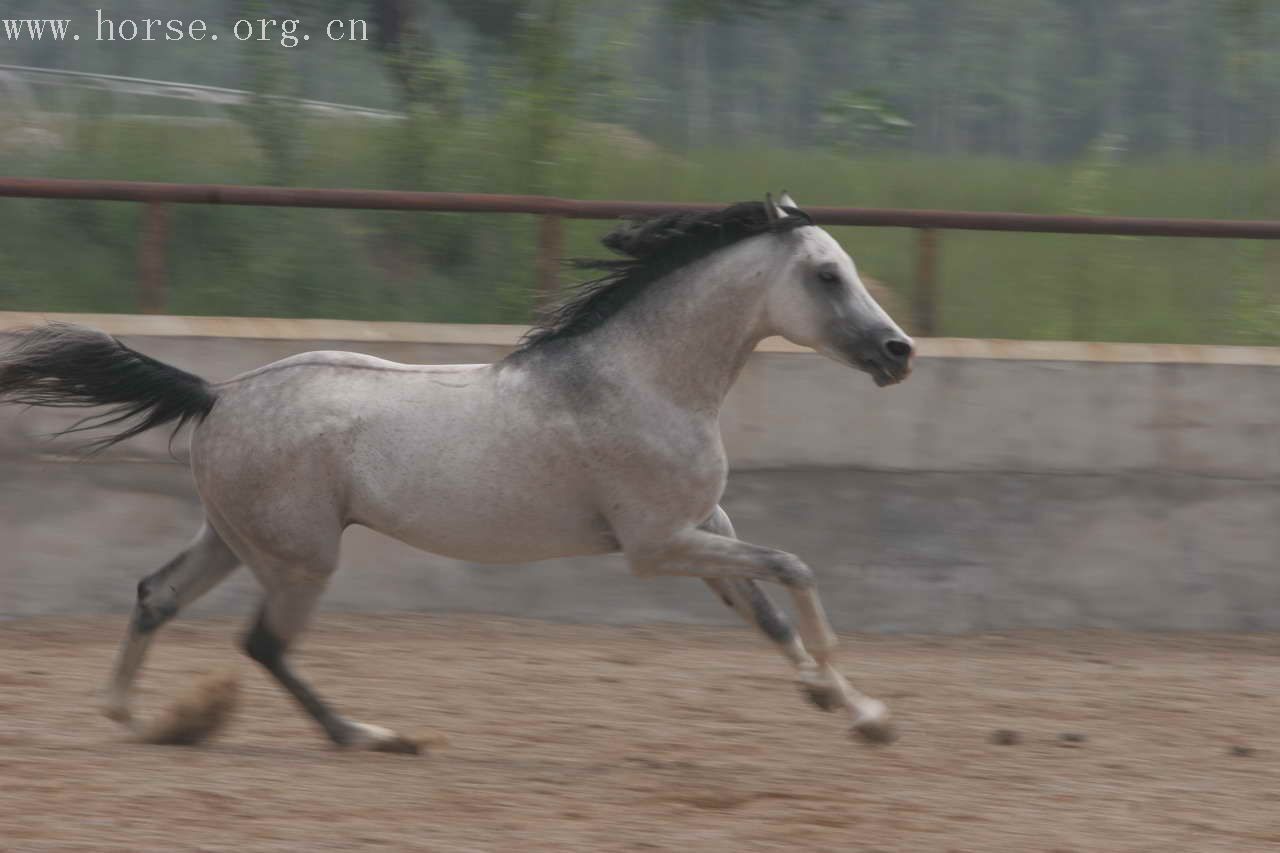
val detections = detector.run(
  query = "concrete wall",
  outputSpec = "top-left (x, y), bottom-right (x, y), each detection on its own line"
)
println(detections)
top-left (3, 312), bottom-right (1279, 632)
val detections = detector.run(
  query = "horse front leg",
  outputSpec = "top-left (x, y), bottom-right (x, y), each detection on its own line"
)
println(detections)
top-left (705, 578), bottom-right (867, 717)
top-left (628, 524), bottom-right (894, 743)
top-left (699, 508), bottom-right (843, 711)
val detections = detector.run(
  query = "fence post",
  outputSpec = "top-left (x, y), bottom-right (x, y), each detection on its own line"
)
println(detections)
top-left (138, 202), bottom-right (171, 314)
top-left (913, 227), bottom-right (940, 337)
top-left (536, 213), bottom-right (564, 311)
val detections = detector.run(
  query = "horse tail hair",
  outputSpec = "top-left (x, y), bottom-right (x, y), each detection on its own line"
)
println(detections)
top-left (0, 322), bottom-right (218, 453)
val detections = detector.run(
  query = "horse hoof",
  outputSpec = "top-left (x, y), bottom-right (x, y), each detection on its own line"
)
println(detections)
top-left (344, 722), bottom-right (424, 755)
top-left (851, 717), bottom-right (897, 745)
top-left (370, 735), bottom-right (422, 755)
top-left (102, 701), bottom-right (132, 725)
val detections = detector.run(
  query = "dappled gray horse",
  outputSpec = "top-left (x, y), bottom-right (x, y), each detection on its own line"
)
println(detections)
top-left (0, 193), bottom-right (914, 752)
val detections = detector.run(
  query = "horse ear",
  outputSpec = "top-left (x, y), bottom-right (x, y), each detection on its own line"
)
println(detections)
top-left (778, 190), bottom-right (799, 210)
top-left (764, 192), bottom-right (783, 225)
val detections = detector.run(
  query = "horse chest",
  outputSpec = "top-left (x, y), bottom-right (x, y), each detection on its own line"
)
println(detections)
top-left (589, 416), bottom-right (728, 529)
top-left (647, 436), bottom-right (726, 496)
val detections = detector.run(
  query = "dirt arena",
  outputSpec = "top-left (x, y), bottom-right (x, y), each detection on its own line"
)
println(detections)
top-left (0, 614), bottom-right (1277, 852)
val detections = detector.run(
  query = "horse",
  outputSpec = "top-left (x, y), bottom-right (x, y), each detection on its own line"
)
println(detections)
top-left (0, 193), bottom-right (914, 752)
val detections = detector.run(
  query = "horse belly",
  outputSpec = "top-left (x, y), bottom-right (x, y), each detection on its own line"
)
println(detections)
top-left (347, 418), bottom-right (618, 564)
top-left (357, 485), bottom-right (617, 564)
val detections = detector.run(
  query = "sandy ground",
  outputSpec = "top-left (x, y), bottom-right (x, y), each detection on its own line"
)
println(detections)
top-left (0, 614), bottom-right (1277, 853)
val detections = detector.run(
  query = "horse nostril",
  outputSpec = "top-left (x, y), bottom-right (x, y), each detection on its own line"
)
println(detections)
top-left (884, 339), bottom-right (913, 360)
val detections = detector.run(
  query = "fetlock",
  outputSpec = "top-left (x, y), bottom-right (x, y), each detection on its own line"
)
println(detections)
top-left (797, 667), bottom-right (844, 712)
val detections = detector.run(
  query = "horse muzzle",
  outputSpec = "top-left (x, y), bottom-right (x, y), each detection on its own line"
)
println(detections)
top-left (834, 328), bottom-right (915, 387)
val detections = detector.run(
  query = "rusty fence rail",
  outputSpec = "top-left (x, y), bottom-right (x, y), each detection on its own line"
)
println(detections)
top-left (4, 176), bottom-right (1280, 335)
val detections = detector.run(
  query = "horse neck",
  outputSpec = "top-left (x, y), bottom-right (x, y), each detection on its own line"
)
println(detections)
top-left (593, 242), bottom-right (781, 414)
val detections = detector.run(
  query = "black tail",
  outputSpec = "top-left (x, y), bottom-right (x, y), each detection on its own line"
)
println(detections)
top-left (0, 323), bottom-right (218, 452)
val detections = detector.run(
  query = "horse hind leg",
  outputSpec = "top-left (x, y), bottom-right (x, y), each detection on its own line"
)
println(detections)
top-left (102, 522), bottom-right (241, 738)
top-left (241, 564), bottom-right (421, 754)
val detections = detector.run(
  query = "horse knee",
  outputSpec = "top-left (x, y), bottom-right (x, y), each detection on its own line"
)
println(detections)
top-left (769, 553), bottom-right (814, 589)
top-left (133, 575), bottom-right (179, 633)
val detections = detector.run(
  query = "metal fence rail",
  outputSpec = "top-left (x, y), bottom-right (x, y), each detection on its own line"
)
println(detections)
top-left (4, 176), bottom-right (1280, 334)
top-left (0, 63), bottom-right (401, 121)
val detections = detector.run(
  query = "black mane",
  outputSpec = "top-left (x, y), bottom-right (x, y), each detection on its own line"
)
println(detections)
top-left (514, 201), bottom-right (812, 353)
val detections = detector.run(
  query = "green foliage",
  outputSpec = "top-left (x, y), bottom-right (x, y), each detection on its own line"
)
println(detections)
top-left (4, 0), bottom-right (1280, 345)
top-left (515, 0), bottom-right (576, 194)
top-left (234, 1), bottom-right (308, 185)
top-left (666, 0), bottom-right (827, 22)
top-left (3, 113), bottom-right (1278, 344)
top-left (816, 91), bottom-right (913, 154)
top-left (1232, 287), bottom-right (1280, 345)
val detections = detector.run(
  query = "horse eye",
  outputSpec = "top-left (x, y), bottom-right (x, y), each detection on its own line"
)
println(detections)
top-left (816, 269), bottom-right (840, 285)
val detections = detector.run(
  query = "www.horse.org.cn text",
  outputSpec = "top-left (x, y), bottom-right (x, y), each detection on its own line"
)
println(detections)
top-left (2, 11), bottom-right (371, 48)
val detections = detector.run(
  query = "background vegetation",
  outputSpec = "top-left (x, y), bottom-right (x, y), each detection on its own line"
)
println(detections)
top-left (1, 0), bottom-right (1278, 343)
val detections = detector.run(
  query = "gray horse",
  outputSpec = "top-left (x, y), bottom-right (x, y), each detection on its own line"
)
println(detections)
top-left (0, 193), bottom-right (913, 752)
